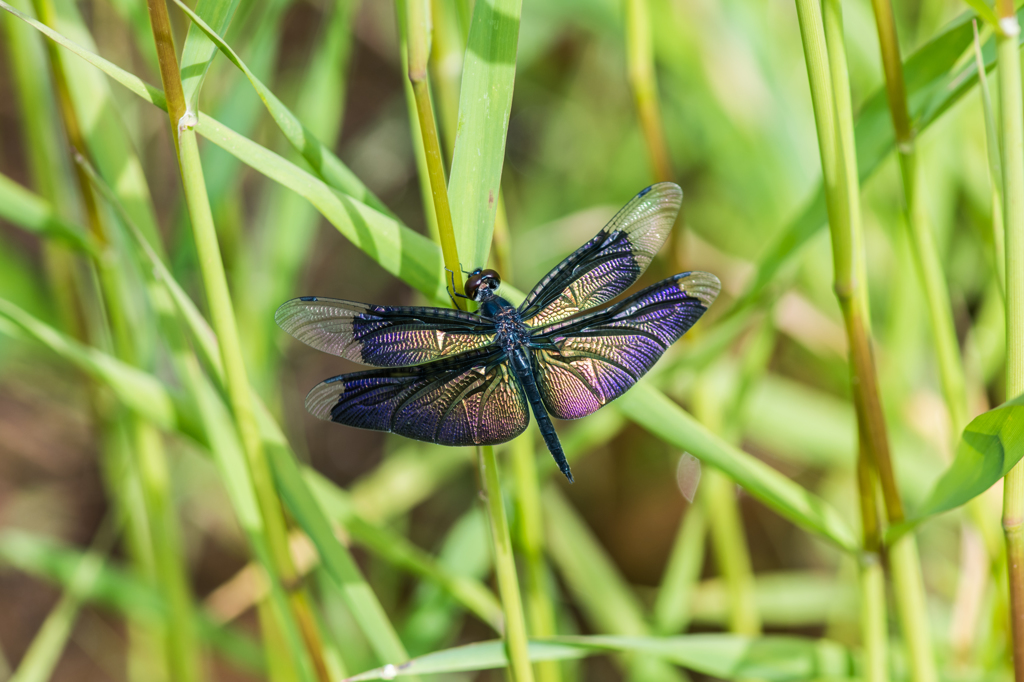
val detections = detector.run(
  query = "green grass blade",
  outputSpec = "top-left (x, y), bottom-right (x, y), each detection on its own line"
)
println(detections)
top-left (177, 0), bottom-right (240, 109)
top-left (345, 634), bottom-right (852, 681)
top-left (345, 640), bottom-right (588, 679)
top-left (51, 0), bottom-right (163, 252)
top-left (447, 0), bottom-right (522, 268)
top-left (897, 393), bottom-right (1024, 529)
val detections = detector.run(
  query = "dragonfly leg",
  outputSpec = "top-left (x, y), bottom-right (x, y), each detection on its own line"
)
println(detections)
top-left (444, 267), bottom-right (473, 307)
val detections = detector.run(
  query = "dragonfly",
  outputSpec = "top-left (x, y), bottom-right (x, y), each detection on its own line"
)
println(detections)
top-left (276, 183), bottom-right (720, 483)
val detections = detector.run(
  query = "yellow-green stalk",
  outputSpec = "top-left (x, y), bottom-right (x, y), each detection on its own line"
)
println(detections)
top-left (405, 0), bottom-right (466, 304)
top-left (511, 436), bottom-right (562, 682)
top-left (997, 0), bottom-right (1024, 676)
top-left (480, 445), bottom-right (536, 682)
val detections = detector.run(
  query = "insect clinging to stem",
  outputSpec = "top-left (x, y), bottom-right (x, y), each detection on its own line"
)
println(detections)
top-left (276, 183), bottom-right (720, 482)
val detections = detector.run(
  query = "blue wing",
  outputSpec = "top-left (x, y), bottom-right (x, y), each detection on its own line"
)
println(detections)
top-left (518, 183), bottom-right (682, 328)
top-left (304, 348), bottom-right (530, 446)
top-left (529, 272), bottom-right (719, 420)
top-left (276, 297), bottom-right (496, 367)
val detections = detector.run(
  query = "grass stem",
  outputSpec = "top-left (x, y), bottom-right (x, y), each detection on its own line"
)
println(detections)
top-left (998, 1), bottom-right (1024, 677)
top-left (974, 20), bottom-right (1007, 294)
top-left (856, 455), bottom-right (888, 682)
top-left (429, 0), bottom-right (464, 166)
top-left (511, 437), bottom-right (561, 682)
top-left (793, 0), bottom-right (923, 678)
top-left (480, 445), bottom-right (535, 682)
top-left (405, 0), bottom-right (466, 303)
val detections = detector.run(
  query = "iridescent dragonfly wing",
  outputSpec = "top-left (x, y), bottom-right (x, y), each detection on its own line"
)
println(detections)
top-left (518, 183), bottom-right (682, 328)
top-left (530, 271), bottom-right (720, 419)
top-left (305, 348), bottom-right (530, 446)
top-left (276, 297), bottom-right (496, 367)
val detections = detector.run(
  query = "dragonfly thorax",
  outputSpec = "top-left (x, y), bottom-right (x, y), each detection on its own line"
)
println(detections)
top-left (484, 298), bottom-right (530, 351)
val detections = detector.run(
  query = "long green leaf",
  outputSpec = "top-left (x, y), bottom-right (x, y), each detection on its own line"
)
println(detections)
top-left (177, 0), bottom-right (240, 108)
top-left (344, 635), bottom-right (851, 681)
top-left (893, 393), bottom-right (1024, 536)
top-left (447, 0), bottom-right (522, 267)
top-left (263, 430), bottom-right (418, 670)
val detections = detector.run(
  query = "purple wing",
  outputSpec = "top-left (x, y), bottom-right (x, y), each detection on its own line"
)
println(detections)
top-left (530, 272), bottom-right (720, 420)
top-left (305, 348), bottom-right (530, 446)
top-left (518, 183), bottom-right (682, 329)
top-left (276, 297), bottom-right (495, 367)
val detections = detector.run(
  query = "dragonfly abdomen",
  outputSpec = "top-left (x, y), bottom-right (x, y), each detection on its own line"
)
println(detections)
top-left (508, 346), bottom-right (574, 483)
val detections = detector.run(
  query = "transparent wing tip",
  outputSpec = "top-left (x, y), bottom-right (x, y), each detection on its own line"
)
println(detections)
top-left (275, 297), bottom-right (316, 334)
top-left (305, 376), bottom-right (344, 421)
top-left (678, 271), bottom-right (721, 308)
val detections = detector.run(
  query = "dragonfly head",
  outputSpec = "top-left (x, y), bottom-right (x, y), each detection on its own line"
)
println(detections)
top-left (465, 268), bottom-right (501, 302)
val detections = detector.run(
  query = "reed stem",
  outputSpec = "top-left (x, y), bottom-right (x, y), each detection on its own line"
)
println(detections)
top-left (511, 436), bottom-right (561, 682)
top-left (998, 1), bottom-right (1024, 677)
top-left (793, 0), bottom-right (914, 677)
top-left (480, 445), bottom-right (536, 682)
top-left (974, 20), bottom-right (1007, 294)
top-left (857, 455), bottom-right (888, 682)
top-left (405, 0), bottom-right (466, 303)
